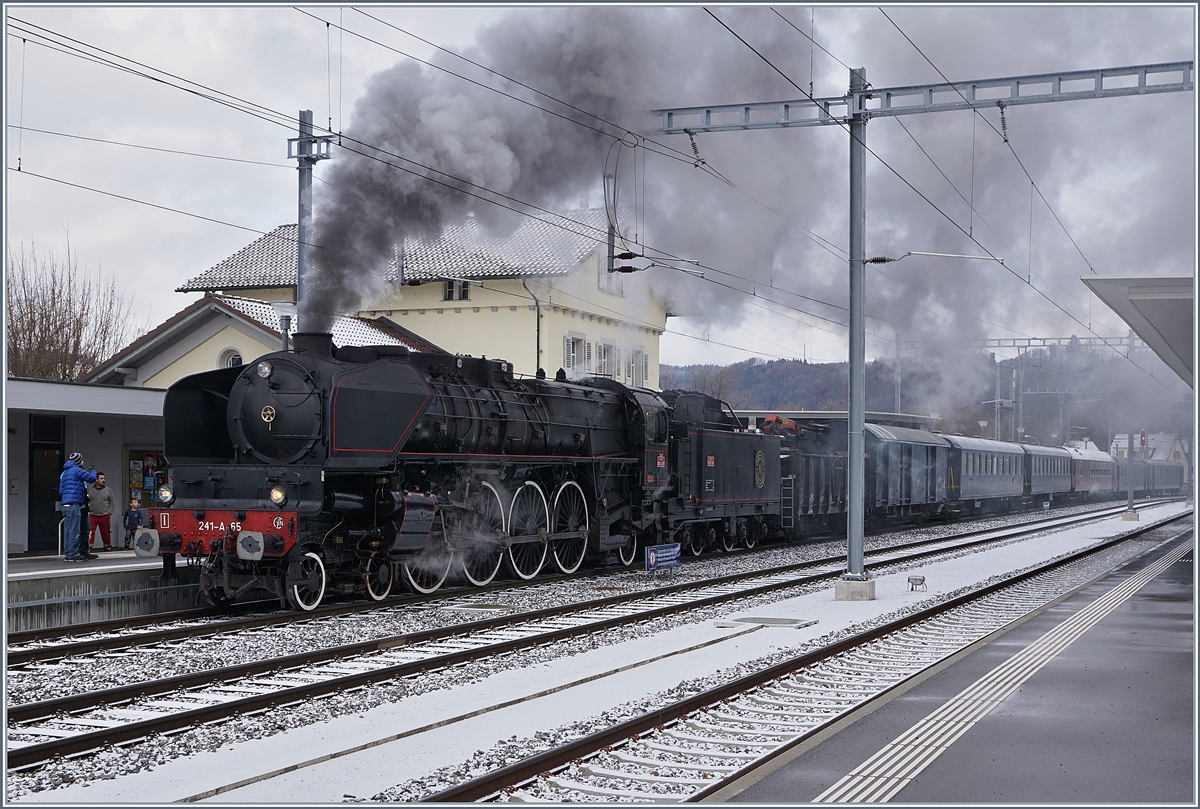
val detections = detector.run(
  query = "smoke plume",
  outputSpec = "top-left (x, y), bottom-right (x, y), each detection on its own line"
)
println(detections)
top-left (305, 5), bottom-right (1193, 380)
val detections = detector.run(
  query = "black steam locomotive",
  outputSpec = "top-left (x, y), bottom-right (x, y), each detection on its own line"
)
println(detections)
top-left (135, 333), bottom-right (780, 610)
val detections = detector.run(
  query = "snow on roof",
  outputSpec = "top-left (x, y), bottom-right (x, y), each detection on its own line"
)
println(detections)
top-left (178, 210), bottom-right (619, 292)
top-left (217, 296), bottom-right (426, 350)
top-left (1065, 446), bottom-right (1116, 463)
top-left (1107, 432), bottom-right (1183, 460)
top-left (178, 225), bottom-right (299, 291)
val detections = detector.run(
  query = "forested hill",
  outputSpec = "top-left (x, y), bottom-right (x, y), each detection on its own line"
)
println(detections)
top-left (659, 346), bottom-right (1192, 448)
top-left (659, 358), bottom-right (932, 413)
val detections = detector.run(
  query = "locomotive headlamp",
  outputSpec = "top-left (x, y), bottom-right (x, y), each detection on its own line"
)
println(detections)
top-left (256, 361), bottom-right (273, 379)
top-left (156, 485), bottom-right (175, 505)
top-left (269, 485), bottom-right (288, 507)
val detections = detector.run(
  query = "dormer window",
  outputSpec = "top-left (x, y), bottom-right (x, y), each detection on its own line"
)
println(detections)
top-left (218, 348), bottom-right (243, 368)
top-left (442, 280), bottom-right (471, 301)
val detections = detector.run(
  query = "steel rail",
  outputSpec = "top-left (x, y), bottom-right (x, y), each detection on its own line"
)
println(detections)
top-left (4, 494), bottom-right (1147, 648)
top-left (422, 512), bottom-right (1188, 802)
top-left (6, 505), bottom-right (1166, 769)
top-left (7, 501), bottom-right (1143, 667)
top-left (8, 497), bottom-right (1156, 649)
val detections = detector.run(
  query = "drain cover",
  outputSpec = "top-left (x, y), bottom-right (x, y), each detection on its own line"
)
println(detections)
top-left (730, 616), bottom-right (817, 628)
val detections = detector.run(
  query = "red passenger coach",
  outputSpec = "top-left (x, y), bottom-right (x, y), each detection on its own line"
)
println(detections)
top-left (1066, 446), bottom-right (1116, 500)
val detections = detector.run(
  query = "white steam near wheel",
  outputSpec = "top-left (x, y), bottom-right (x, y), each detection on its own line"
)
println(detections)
top-left (459, 481), bottom-right (505, 586)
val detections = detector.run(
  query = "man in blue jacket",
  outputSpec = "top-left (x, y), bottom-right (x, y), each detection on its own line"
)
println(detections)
top-left (60, 452), bottom-right (98, 561)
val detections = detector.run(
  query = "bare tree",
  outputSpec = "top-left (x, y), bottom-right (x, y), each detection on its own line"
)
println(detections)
top-left (679, 364), bottom-right (748, 408)
top-left (6, 240), bottom-right (138, 381)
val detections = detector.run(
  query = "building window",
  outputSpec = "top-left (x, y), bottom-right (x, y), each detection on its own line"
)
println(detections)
top-left (596, 342), bottom-right (615, 378)
top-left (442, 280), bottom-right (471, 301)
top-left (563, 335), bottom-right (590, 373)
top-left (598, 262), bottom-right (626, 296)
top-left (627, 349), bottom-right (644, 387)
top-left (219, 348), bottom-right (243, 368)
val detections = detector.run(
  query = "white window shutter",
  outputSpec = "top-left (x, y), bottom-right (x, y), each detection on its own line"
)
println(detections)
top-left (615, 348), bottom-right (623, 380)
top-left (643, 353), bottom-right (649, 386)
top-left (564, 336), bottom-right (574, 369)
top-left (586, 341), bottom-right (593, 372)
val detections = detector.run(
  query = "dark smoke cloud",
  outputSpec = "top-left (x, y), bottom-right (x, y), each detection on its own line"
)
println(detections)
top-left (306, 4), bottom-right (1193, 375)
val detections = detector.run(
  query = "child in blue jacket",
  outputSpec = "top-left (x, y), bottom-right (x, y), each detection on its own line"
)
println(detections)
top-left (123, 499), bottom-right (144, 550)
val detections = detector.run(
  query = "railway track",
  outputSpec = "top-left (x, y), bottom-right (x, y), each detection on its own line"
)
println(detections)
top-left (7, 498), bottom-right (1161, 654)
top-left (5, 504), bottom-right (1176, 772)
top-left (421, 518), bottom-right (1192, 802)
top-left (6, 500), bottom-right (1156, 667)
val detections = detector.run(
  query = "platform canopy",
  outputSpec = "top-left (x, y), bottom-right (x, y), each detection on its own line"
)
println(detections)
top-left (1082, 274), bottom-right (1193, 389)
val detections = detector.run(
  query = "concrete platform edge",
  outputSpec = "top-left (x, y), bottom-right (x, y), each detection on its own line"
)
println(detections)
top-left (701, 527), bottom-right (1194, 802)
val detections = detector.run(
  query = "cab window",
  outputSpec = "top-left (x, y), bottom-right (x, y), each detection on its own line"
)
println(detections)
top-left (645, 410), bottom-right (668, 443)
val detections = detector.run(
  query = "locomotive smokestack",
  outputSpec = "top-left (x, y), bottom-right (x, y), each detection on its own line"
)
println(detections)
top-left (292, 332), bottom-right (335, 359)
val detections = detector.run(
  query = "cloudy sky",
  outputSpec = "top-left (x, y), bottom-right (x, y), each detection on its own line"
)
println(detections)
top-left (5, 5), bottom-right (1195, 370)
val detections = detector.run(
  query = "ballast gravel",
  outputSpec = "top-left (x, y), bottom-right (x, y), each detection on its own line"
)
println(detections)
top-left (369, 533), bottom-right (1171, 803)
top-left (5, 502), bottom-right (1110, 709)
top-left (4, 515), bottom-right (1172, 802)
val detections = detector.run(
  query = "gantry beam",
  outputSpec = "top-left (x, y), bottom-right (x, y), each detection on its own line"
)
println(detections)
top-left (901, 336), bottom-right (1145, 351)
top-left (655, 61), bottom-right (1193, 133)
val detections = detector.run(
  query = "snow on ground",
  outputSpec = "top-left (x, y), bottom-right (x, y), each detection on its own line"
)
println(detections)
top-left (11, 501), bottom-right (1192, 804)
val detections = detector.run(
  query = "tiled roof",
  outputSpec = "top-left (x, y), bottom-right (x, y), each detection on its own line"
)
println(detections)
top-left (1107, 433), bottom-right (1185, 460)
top-left (216, 296), bottom-right (428, 350)
top-left (177, 225), bottom-right (298, 291)
top-left (83, 294), bottom-right (439, 384)
top-left (178, 210), bottom-right (623, 292)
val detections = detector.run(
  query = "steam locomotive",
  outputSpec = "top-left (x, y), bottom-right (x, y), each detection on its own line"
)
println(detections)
top-left (136, 332), bottom-right (1184, 611)
top-left (135, 333), bottom-right (779, 610)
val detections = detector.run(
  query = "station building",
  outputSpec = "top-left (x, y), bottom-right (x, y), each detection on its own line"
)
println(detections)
top-left (176, 210), bottom-right (682, 388)
top-left (7, 209), bottom-right (679, 555)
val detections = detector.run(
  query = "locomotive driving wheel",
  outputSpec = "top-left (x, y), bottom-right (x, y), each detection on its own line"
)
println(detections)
top-left (507, 482), bottom-right (549, 580)
top-left (551, 481), bottom-right (589, 574)
top-left (403, 524), bottom-right (452, 594)
top-left (363, 553), bottom-right (393, 601)
top-left (285, 550), bottom-right (326, 611)
top-left (687, 525), bottom-right (705, 557)
top-left (459, 481), bottom-right (505, 587)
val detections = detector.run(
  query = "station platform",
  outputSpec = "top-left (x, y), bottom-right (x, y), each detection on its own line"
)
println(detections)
top-left (723, 530), bottom-right (1195, 804)
top-left (5, 549), bottom-right (200, 632)
top-left (7, 548), bottom-right (161, 579)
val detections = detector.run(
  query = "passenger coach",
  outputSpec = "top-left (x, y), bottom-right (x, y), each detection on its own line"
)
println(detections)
top-left (943, 435), bottom-right (1025, 513)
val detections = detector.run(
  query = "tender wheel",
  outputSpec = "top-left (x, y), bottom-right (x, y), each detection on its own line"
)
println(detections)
top-left (721, 524), bottom-right (738, 553)
top-left (460, 482), bottom-right (505, 587)
top-left (688, 526), bottom-right (705, 557)
top-left (286, 551), bottom-right (326, 611)
top-left (744, 519), bottom-right (760, 550)
top-left (403, 531), bottom-right (452, 595)
top-left (551, 481), bottom-right (589, 574)
top-left (507, 482), bottom-right (549, 580)
top-left (617, 534), bottom-right (638, 566)
top-left (363, 554), bottom-right (393, 601)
